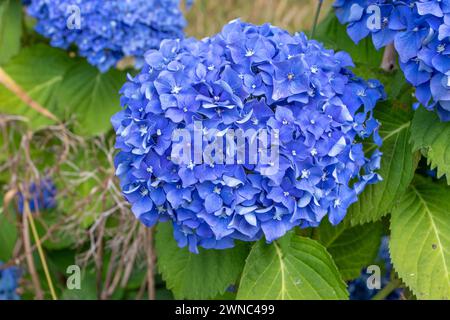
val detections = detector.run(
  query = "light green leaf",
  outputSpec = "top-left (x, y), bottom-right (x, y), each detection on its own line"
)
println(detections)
top-left (155, 222), bottom-right (249, 299)
top-left (348, 103), bottom-right (420, 225)
top-left (237, 234), bottom-right (348, 300)
top-left (0, 209), bottom-right (18, 261)
top-left (0, 0), bottom-right (22, 65)
top-left (411, 108), bottom-right (450, 184)
top-left (390, 176), bottom-right (450, 299)
top-left (316, 219), bottom-right (383, 280)
top-left (0, 44), bottom-right (75, 129)
top-left (57, 62), bottom-right (125, 136)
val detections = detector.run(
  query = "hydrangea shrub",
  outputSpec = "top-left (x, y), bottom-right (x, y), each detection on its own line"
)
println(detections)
top-left (112, 20), bottom-right (385, 253)
top-left (25, 0), bottom-right (191, 72)
top-left (334, 0), bottom-right (450, 121)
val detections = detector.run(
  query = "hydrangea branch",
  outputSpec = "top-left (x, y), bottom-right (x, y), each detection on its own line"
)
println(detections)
top-left (380, 44), bottom-right (397, 72)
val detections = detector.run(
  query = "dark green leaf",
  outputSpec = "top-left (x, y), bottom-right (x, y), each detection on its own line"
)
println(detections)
top-left (316, 219), bottom-right (383, 280)
top-left (155, 222), bottom-right (249, 299)
top-left (348, 103), bottom-right (420, 224)
top-left (315, 12), bottom-right (382, 68)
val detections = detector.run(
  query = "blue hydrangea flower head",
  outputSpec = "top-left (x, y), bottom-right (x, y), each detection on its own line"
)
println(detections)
top-left (25, 0), bottom-right (192, 72)
top-left (333, 0), bottom-right (450, 121)
top-left (0, 262), bottom-right (21, 300)
top-left (17, 178), bottom-right (57, 214)
top-left (112, 20), bottom-right (385, 253)
top-left (348, 236), bottom-right (404, 300)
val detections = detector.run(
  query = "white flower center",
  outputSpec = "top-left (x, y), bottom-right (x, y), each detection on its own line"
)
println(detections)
top-left (245, 49), bottom-right (255, 57)
top-left (301, 169), bottom-right (310, 179)
top-left (171, 85), bottom-right (182, 94)
top-left (334, 198), bottom-right (341, 208)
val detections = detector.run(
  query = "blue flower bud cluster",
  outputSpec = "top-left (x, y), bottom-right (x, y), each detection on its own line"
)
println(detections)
top-left (112, 20), bottom-right (384, 253)
top-left (334, 0), bottom-right (450, 121)
top-left (0, 262), bottom-right (20, 300)
top-left (25, 0), bottom-right (191, 72)
top-left (17, 178), bottom-right (57, 214)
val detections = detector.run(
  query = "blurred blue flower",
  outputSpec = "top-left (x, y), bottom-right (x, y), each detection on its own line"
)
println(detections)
top-left (17, 178), bottom-right (57, 214)
top-left (25, 0), bottom-right (192, 72)
top-left (112, 20), bottom-right (384, 253)
top-left (333, 0), bottom-right (450, 121)
top-left (348, 236), bottom-right (404, 300)
top-left (0, 262), bottom-right (20, 301)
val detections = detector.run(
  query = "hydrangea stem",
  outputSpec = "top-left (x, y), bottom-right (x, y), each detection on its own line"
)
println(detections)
top-left (310, 0), bottom-right (323, 38)
top-left (24, 202), bottom-right (58, 300)
top-left (371, 278), bottom-right (402, 300)
top-left (22, 207), bottom-right (44, 300)
top-left (380, 44), bottom-right (397, 72)
top-left (145, 227), bottom-right (156, 300)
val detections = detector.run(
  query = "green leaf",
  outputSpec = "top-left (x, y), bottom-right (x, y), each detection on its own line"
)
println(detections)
top-left (0, 44), bottom-right (75, 129)
top-left (390, 176), bottom-right (450, 299)
top-left (316, 219), bottom-right (383, 280)
top-left (411, 108), bottom-right (450, 184)
top-left (57, 62), bottom-right (125, 136)
top-left (155, 223), bottom-right (249, 299)
top-left (0, 209), bottom-right (18, 261)
top-left (0, 0), bottom-right (22, 65)
top-left (61, 270), bottom-right (98, 300)
top-left (315, 12), bottom-right (382, 68)
top-left (35, 211), bottom-right (76, 250)
top-left (348, 103), bottom-right (420, 225)
top-left (237, 234), bottom-right (348, 300)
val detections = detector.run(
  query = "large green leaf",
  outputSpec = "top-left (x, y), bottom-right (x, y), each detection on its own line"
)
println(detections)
top-left (57, 62), bottom-right (125, 136)
top-left (0, 209), bottom-right (18, 261)
top-left (316, 219), bottom-right (383, 280)
top-left (348, 103), bottom-right (420, 225)
top-left (411, 108), bottom-right (450, 184)
top-left (237, 234), bottom-right (348, 300)
top-left (155, 222), bottom-right (249, 299)
top-left (0, 0), bottom-right (22, 65)
top-left (390, 176), bottom-right (450, 299)
top-left (0, 44), bottom-right (75, 129)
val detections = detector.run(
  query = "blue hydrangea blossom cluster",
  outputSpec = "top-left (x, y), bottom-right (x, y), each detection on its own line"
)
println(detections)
top-left (0, 262), bottom-right (20, 300)
top-left (348, 236), bottom-right (403, 300)
top-left (18, 178), bottom-right (57, 214)
top-left (25, 0), bottom-right (191, 72)
top-left (334, 0), bottom-right (450, 121)
top-left (112, 20), bottom-right (385, 253)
